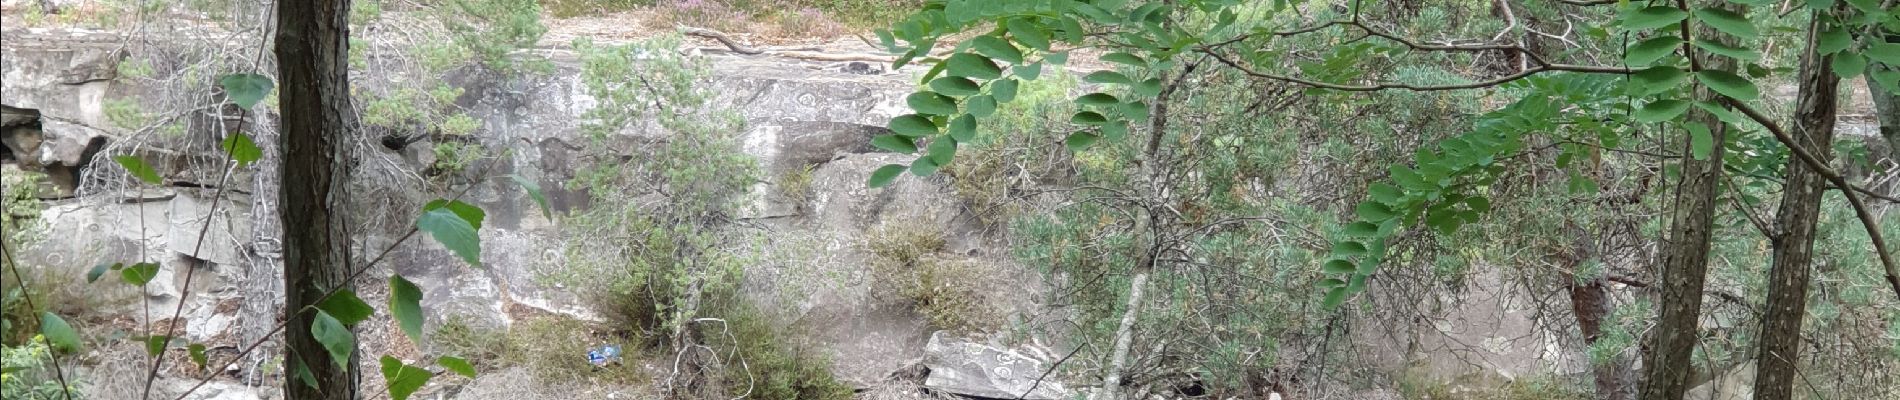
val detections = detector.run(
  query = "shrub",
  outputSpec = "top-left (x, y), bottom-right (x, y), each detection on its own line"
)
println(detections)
top-left (0, 337), bottom-right (81, 399)
top-left (706, 305), bottom-right (852, 400)
top-left (865, 223), bottom-right (998, 332)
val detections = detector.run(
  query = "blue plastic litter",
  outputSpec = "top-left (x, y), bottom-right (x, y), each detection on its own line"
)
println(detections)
top-left (587, 344), bottom-right (622, 367)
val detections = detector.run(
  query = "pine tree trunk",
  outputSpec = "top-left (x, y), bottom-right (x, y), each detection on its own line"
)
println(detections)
top-left (1751, 11), bottom-right (1842, 399)
top-left (1638, 1), bottom-right (1740, 399)
top-left (276, 0), bottom-right (357, 398)
top-left (1096, 268), bottom-right (1149, 400)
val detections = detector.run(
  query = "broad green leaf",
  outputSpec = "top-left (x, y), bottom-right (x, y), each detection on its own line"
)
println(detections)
top-left (40, 312), bottom-right (80, 353)
top-left (1344, 222), bottom-right (1380, 237)
top-left (87, 262), bottom-right (118, 283)
top-left (1322, 259), bottom-right (1355, 274)
top-left (966, 95), bottom-right (998, 118)
top-left (121, 262), bottom-right (159, 286)
top-left (1333, 241), bottom-right (1367, 256)
top-left (380, 356), bottom-right (432, 400)
top-left (946, 53), bottom-right (1002, 79)
top-left (1694, 8), bottom-right (1759, 39)
top-left (1368, 183), bottom-right (1403, 204)
top-left (1696, 70), bottom-right (1760, 100)
top-left (1056, 15), bottom-right (1086, 42)
top-left (868, 164), bottom-right (907, 188)
top-left (1321, 286), bottom-right (1348, 309)
top-left (889, 114), bottom-right (938, 137)
top-left (1065, 131), bottom-right (1101, 151)
top-left (389, 275), bottom-right (425, 345)
top-left (1100, 120), bottom-right (1129, 141)
top-left (1071, 111), bottom-right (1107, 125)
top-left (1693, 101), bottom-right (1749, 125)
top-left (418, 206), bottom-right (482, 266)
top-left (1465, 196), bottom-right (1491, 213)
top-left (1132, 78), bottom-right (1162, 97)
top-left (1687, 122), bottom-right (1715, 160)
top-left (1873, 68), bottom-right (1900, 93)
top-left (424, 199), bottom-right (485, 230)
top-left (115, 155), bottom-right (163, 184)
top-left (1833, 52), bottom-right (1867, 78)
top-left (1356, 201), bottom-right (1396, 221)
top-left (1076, 93), bottom-right (1119, 106)
top-left (1817, 28), bottom-right (1850, 54)
top-left (1006, 18), bottom-right (1051, 51)
top-left (221, 132), bottom-right (263, 168)
top-left (1868, 44), bottom-right (1900, 65)
top-left (926, 136), bottom-right (958, 165)
top-left (1013, 62), bottom-right (1043, 80)
top-left (1085, 71), bottom-right (1132, 85)
top-left (947, 114), bottom-right (977, 142)
top-left (438, 356), bottom-right (476, 378)
top-left (1623, 7), bottom-right (1688, 31)
top-left (1102, 52), bottom-right (1145, 67)
top-left (991, 79), bottom-right (1020, 102)
top-left (910, 156), bottom-right (941, 176)
top-left (1636, 99), bottom-right (1691, 122)
top-left (871, 135), bottom-right (919, 153)
top-left (970, 35), bottom-right (1023, 65)
top-left (1043, 51), bottom-right (1069, 65)
top-left (311, 311), bottom-right (355, 369)
top-left (316, 288), bottom-right (375, 326)
top-left (143, 335), bottom-right (169, 356)
top-left (1694, 40), bottom-right (1761, 62)
top-left (292, 355), bottom-right (319, 389)
top-left (929, 77), bottom-right (981, 97)
top-left (219, 73), bottom-right (274, 109)
top-left (1121, 101), bottom-right (1149, 121)
top-left (1626, 36), bottom-right (1685, 66)
top-left (1317, 278), bottom-right (1346, 289)
top-left (907, 92), bottom-right (958, 115)
top-left (189, 343), bottom-right (208, 369)
top-left (1631, 66), bottom-right (1689, 95)
top-left (508, 175), bottom-right (552, 220)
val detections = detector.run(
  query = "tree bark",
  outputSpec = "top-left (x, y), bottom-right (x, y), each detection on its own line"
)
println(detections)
top-left (1871, 62), bottom-right (1899, 190)
top-left (276, 0), bottom-right (357, 398)
top-left (1638, 1), bottom-right (1739, 399)
top-left (1751, 10), bottom-right (1842, 399)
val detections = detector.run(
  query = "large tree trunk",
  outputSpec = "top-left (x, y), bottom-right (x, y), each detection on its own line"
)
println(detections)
top-left (1638, 1), bottom-right (1740, 399)
top-left (1751, 10), bottom-right (1842, 399)
top-left (276, 0), bottom-right (357, 398)
top-left (1871, 62), bottom-right (1899, 192)
top-left (240, 113), bottom-right (285, 386)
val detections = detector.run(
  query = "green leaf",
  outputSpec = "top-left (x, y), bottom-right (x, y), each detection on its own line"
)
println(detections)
top-left (115, 155), bottom-right (163, 185)
top-left (1833, 52), bottom-right (1867, 78)
top-left (1693, 100), bottom-right (1748, 125)
top-left (1637, 99), bottom-right (1691, 122)
top-left (311, 311), bottom-right (355, 369)
top-left (380, 356), bottom-right (432, 400)
top-left (1065, 131), bottom-right (1101, 151)
top-left (1071, 111), bottom-right (1107, 125)
top-left (1043, 51), bottom-right (1069, 65)
top-left (1344, 222), bottom-right (1380, 237)
top-left (1006, 18), bottom-right (1051, 51)
top-left (219, 73), bottom-right (274, 109)
top-left (1322, 259), bottom-right (1356, 274)
top-left (39, 312), bottom-right (80, 353)
top-left (1687, 122), bottom-right (1715, 160)
top-left (909, 156), bottom-right (941, 176)
top-left (1696, 70), bottom-right (1760, 100)
top-left (189, 343), bottom-right (208, 369)
top-left (389, 275), bottom-right (425, 345)
top-left (1465, 196), bottom-right (1491, 213)
top-left (969, 35), bottom-right (1023, 65)
top-left (221, 132), bottom-right (263, 168)
top-left (945, 53), bottom-right (1002, 79)
top-left (1085, 71), bottom-right (1132, 85)
top-left (1694, 40), bottom-right (1761, 62)
top-left (1100, 120), bottom-right (1128, 141)
top-left (929, 77), bottom-right (982, 97)
top-left (1101, 52), bottom-right (1145, 67)
top-left (438, 356), bottom-right (476, 378)
top-left (889, 114), bottom-right (939, 137)
top-left (1317, 278), bottom-right (1346, 289)
top-left (1626, 36), bottom-right (1685, 66)
top-left (1333, 241), bottom-right (1367, 256)
top-left (418, 206), bottom-right (482, 266)
top-left (508, 175), bottom-right (552, 220)
top-left (120, 262), bottom-right (159, 286)
top-left (1321, 286), bottom-right (1349, 309)
top-left (1623, 6), bottom-right (1688, 31)
top-left (1694, 8), bottom-right (1759, 39)
top-left (1132, 78), bottom-right (1162, 97)
top-left (1356, 201), bottom-right (1396, 221)
top-left (1631, 66), bottom-right (1689, 95)
top-left (292, 354), bottom-right (320, 389)
top-left (1816, 28), bottom-right (1850, 54)
top-left (143, 335), bottom-right (169, 356)
top-left (966, 95), bottom-right (997, 118)
top-left (316, 289), bottom-right (375, 327)
top-left (907, 92), bottom-right (959, 115)
top-left (1868, 43), bottom-right (1900, 66)
top-left (868, 164), bottom-right (907, 188)
top-left (87, 262), bottom-right (117, 283)
top-left (991, 79), bottom-right (1020, 102)
top-left (1013, 62), bottom-right (1043, 80)
top-left (926, 136), bottom-right (958, 165)
top-left (871, 134), bottom-right (919, 153)
top-left (1368, 183), bottom-right (1403, 204)
top-left (1121, 101), bottom-right (1149, 121)
top-left (947, 114), bottom-right (977, 142)
top-left (1076, 93), bottom-right (1119, 106)
top-left (424, 199), bottom-right (485, 230)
